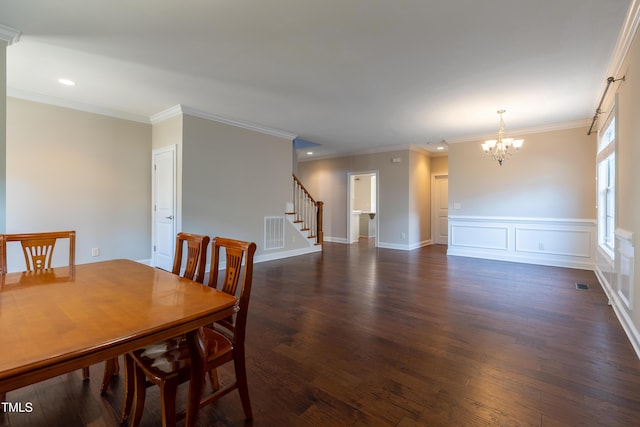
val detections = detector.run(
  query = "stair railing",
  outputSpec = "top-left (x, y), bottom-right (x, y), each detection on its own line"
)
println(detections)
top-left (292, 175), bottom-right (323, 246)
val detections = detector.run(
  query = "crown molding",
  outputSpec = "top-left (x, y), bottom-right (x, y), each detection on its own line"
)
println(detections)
top-left (7, 88), bottom-right (150, 123)
top-left (151, 104), bottom-right (297, 140)
top-left (445, 118), bottom-right (592, 144)
top-left (0, 24), bottom-right (21, 45)
top-left (182, 105), bottom-right (297, 140)
top-left (300, 144), bottom-right (414, 162)
top-left (149, 105), bottom-right (182, 124)
top-left (302, 117), bottom-right (592, 162)
top-left (605, 0), bottom-right (640, 81)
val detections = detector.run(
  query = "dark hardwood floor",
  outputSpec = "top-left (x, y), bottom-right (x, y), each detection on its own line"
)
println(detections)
top-left (3, 241), bottom-right (640, 426)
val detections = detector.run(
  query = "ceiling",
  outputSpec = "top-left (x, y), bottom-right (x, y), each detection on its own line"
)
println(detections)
top-left (0, 0), bottom-right (632, 158)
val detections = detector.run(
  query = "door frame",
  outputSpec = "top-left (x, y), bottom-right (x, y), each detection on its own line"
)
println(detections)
top-left (431, 173), bottom-right (449, 245)
top-left (152, 145), bottom-right (177, 268)
top-left (347, 170), bottom-right (379, 246)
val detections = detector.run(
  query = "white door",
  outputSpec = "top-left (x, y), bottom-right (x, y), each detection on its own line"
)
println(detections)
top-left (152, 146), bottom-right (177, 270)
top-left (433, 175), bottom-right (449, 245)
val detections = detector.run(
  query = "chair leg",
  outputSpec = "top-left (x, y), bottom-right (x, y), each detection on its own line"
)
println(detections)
top-left (159, 379), bottom-right (178, 427)
top-left (120, 354), bottom-right (135, 423)
top-left (82, 367), bottom-right (90, 380)
top-left (234, 351), bottom-right (253, 420)
top-left (100, 357), bottom-right (119, 394)
top-left (130, 362), bottom-right (147, 427)
top-left (207, 368), bottom-right (220, 391)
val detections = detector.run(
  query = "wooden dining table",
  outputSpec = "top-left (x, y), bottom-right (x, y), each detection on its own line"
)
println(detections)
top-left (0, 259), bottom-right (238, 426)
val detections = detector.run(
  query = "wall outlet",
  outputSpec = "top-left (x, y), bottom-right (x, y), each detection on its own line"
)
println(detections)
top-left (538, 243), bottom-right (544, 250)
top-left (91, 247), bottom-right (100, 257)
top-left (401, 232), bottom-right (406, 239)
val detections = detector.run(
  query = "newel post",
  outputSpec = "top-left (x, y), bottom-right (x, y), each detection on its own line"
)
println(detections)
top-left (316, 201), bottom-right (324, 245)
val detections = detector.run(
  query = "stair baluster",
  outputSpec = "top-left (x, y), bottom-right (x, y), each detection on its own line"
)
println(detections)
top-left (291, 175), bottom-right (323, 246)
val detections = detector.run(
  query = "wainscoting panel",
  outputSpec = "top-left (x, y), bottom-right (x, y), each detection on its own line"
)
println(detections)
top-left (450, 224), bottom-right (508, 250)
top-left (616, 228), bottom-right (635, 310)
top-left (596, 229), bottom-right (640, 359)
top-left (515, 227), bottom-right (592, 258)
top-left (448, 216), bottom-right (596, 269)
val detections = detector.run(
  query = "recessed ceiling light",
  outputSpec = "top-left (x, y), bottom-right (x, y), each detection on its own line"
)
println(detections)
top-left (306, 151), bottom-right (313, 155)
top-left (437, 146), bottom-right (445, 150)
top-left (58, 78), bottom-right (76, 86)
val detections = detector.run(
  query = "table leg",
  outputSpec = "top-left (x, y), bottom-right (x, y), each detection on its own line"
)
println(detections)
top-left (185, 328), bottom-right (206, 427)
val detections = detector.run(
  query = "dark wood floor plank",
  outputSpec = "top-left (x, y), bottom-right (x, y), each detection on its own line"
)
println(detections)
top-left (2, 241), bottom-right (640, 426)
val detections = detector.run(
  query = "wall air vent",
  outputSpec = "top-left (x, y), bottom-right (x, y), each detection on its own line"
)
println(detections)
top-left (264, 216), bottom-right (285, 250)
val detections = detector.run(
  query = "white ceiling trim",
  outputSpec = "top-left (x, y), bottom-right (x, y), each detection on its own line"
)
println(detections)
top-left (149, 105), bottom-right (182, 124)
top-left (445, 119), bottom-right (592, 145)
top-left (182, 105), bottom-right (297, 140)
top-left (299, 144), bottom-right (415, 162)
top-left (605, 0), bottom-right (640, 82)
top-left (7, 88), bottom-right (150, 123)
top-left (151, 104), bottom-right (297, 141)
top-left (300, 143), bottom-right (450, 162)
top-left (0, 24), bottom-right (20, 45)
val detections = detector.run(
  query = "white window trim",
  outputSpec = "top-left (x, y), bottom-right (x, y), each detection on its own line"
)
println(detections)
top-left (597, 109), bottom-right (616, 259)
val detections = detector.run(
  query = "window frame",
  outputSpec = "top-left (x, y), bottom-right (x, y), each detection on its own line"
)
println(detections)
top-left (597, 109), bottom-right (616, 259)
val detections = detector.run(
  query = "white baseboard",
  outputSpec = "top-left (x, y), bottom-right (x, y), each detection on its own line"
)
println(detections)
top-left (378, 239), bottom-right (431, 251)
top-left (326, 236), bottom-right (432, 250)
top-left (254, 245), bottom-right (322, 264)
top-left (324, 236), bottom-right (349, 244)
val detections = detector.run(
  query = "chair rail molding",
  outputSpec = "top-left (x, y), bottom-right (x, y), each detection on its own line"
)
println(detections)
top-left (447, 216), bottom-right (596, 270)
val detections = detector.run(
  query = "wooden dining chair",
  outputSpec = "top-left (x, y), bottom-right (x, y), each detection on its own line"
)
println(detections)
top-left (0, 230), bottom-right (76, 274)
top-left (117, 232), bottom-right (211, 415)
top-left (0, 231), bottom-right (86, 403)
top-left (171, 232), bottom-right (211, 282)
top-left (124, 237), bottom-right (257, 426)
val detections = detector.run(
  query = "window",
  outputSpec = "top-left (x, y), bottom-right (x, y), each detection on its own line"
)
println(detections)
top-left (597, 114), bottom-right (616, 258)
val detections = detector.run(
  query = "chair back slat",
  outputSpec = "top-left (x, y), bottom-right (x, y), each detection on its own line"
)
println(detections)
top-left (22, 238), bottom-right (56, 271)
top-left (0, 231), bottom-right (76, 274)
top-left (172, 232), bottom-right (210, 283)
top-left (208, 237), bottom-right (256, 342)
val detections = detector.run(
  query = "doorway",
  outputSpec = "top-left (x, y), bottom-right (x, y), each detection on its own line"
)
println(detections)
top-left (152, 145), bottom-right (177, 270)
top-left (431, 174), bottom-right (449, 245)
top-left (348, 171), bottom-right (379, 246)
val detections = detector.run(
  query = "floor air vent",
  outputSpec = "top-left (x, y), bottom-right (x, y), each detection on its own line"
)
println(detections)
top-left (575, 283), bottom-right (589, 290)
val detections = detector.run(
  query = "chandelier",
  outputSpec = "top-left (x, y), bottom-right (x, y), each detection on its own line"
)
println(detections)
top-left (481, 109), bottom-right (524, 166)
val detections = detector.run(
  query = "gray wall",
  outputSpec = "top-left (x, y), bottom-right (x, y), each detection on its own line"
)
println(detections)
top-left (180, 114), bottom-right (306, 257)
top-left (448, 126), bottom-right (596, 219)
top-left (297, 147), bottom-right (438, 249)
top-left (353, 174), bottom-right (373, 212)
top-left (5, 97), bottom-right (151, 270)
top-left (409, 149), bottom-right (432, 247)
top-left (152, 114), bottom-right (183, 228)
top-left (1, 41), bottom-right (6, 232)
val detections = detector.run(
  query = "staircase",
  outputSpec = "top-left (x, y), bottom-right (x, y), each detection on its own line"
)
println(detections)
top-left (287, 175), bottom-right (323, 247)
